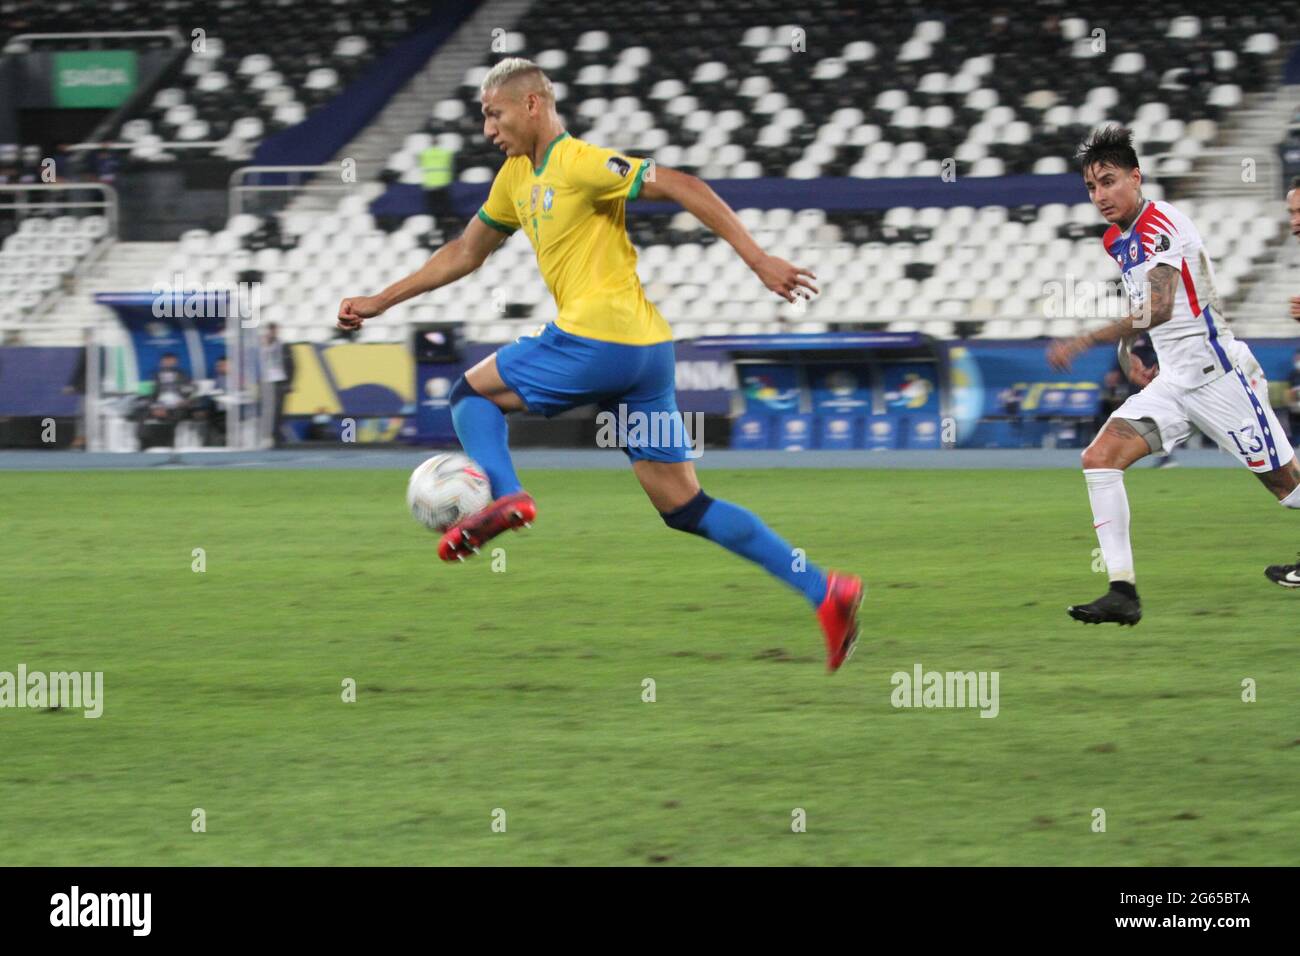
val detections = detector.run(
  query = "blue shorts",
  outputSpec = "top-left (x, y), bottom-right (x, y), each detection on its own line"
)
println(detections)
top-left (495, 323), bottom-right (694, 462)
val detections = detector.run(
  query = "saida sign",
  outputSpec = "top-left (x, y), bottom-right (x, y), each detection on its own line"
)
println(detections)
top-left (52, 51), bottom-right (137, 108)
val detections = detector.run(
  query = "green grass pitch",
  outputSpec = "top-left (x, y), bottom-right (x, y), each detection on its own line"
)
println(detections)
top-left (2, 466), bottom-right (1297, 865)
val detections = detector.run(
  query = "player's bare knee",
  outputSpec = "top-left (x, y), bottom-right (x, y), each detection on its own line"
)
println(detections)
top-left (1080, 444), bottom-right (1114, 471)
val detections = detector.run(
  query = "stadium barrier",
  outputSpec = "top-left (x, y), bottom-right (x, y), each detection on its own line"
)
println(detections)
top-left (11, 334), bottom-right (1298, 451)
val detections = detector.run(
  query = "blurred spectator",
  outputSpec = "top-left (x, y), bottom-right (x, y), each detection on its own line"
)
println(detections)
top-left (192, 355), bottom-right (230, 446)
top-left (134, 352), bottom-right (194, 447)
top-left (93, 148), bottom-right (120, 184)
top-left (152, 352), bottom-right (193, 409)
top-left (260, 324), bottom-right (295, 446)
top-left (999, 383), bottom-right (1025, 446)
top-left (1185, 39), bottom-right (1217, 90)
top-left (1281, 135), bottom-right (1300, 196)
top-left (421, 144), bottom-right (455, 219)
top-left (999, 384), bottom-right (1024, 417)
top-left (18, 145), bottom-right (42, 184)
top-left (63, 347), bottom-right (87, 450)
top-left (0, 143), bottom-right (18, 183)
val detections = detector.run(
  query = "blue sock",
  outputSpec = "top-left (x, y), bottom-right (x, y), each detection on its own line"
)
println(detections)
top-left (449, 376), bottom-right (522, 497)
top-left (661, 490), bottom-right (829, 608)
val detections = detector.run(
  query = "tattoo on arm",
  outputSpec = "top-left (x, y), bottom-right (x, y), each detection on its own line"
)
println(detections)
top-left (1137, 263), bottom-right (1179, 331)
top-left (1082, 264), bottom-right (1180, 348)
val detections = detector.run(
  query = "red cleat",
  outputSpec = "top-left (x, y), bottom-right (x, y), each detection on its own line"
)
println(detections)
top-left (438, 491), bottom-right (537, 562)
top-left (817, 571), bottom-right (864, 672)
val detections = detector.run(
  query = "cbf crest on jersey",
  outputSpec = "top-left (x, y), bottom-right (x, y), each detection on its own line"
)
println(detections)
top-left (542, 186), bottom-right (554, 211)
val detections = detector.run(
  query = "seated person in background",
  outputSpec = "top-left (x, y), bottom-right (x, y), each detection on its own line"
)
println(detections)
top-left (151, 352), bottom-right (193, 414)
top-left (192, 356), bottom-right (229, 446)
top-left (135, 352), bottom-right (194, 447)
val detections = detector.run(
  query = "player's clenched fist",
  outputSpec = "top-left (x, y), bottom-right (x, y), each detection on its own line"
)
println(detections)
top-left (1289, 295), bottom-right (1300, 320)
top-left (751, 253), bottom-right (819, 304)
top-left (337, 295), bottom-right (385, 331)
top-left (1047, 336), bottom-right (1086, 371)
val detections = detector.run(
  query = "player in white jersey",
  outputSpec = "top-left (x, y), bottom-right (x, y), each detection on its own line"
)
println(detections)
top-left (1289, 177), bottom-right (1300, 323)
top-left (1266, 177), bottom-right (1300, 587)
top-left (1047, 127), bottom-right (1300, 624)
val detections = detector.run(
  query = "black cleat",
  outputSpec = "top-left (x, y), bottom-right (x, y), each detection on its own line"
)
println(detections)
top-left (1265, 554), bottom-right (1300, 589)
top-left (1067, 584), bottom-right (1142, 626)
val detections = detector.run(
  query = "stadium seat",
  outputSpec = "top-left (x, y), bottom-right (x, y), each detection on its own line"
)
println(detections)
top-left (9, 1), bottom-right (1285, 345)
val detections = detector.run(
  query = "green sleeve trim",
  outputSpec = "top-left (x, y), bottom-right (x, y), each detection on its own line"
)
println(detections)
top-left (627, 159), bottom-right (651, 201)
top-left (476, 208), bottom-right (516, 234)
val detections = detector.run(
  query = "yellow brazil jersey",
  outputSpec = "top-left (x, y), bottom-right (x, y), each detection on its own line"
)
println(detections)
top-left (476, 132), bottom-right (672, 346)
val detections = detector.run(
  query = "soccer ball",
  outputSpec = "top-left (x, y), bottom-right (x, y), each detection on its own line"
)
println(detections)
top-left (407, 453), bottom-right (492, 532)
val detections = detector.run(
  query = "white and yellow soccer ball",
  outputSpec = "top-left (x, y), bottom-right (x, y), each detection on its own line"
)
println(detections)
top-left (407, 452), bottom-right (493, 532)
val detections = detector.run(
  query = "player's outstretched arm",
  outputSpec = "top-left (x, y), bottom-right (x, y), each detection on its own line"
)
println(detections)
top-left (1047, 264), bottom-right (1179, 371)
top-left (637, 166), bottom-right (818, 304)
top-left (337, 216), bottom-right (508, 330)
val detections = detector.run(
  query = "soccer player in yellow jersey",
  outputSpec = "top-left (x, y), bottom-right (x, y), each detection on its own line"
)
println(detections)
top-left (338, 58), bottom-right (862, 670)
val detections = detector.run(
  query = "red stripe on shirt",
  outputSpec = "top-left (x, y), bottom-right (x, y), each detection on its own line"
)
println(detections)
top-left (1179, 259), bottom-right (1201, 315)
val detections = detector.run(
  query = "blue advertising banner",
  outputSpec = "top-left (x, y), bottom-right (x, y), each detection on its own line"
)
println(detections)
top-left (1035, 383), bottom-right (1101, 417)
top-left (672, 339), bottom-right (735, 414)
top-left (0, 347), bottom-right (81, 416)
top-left (731, 413), bottom-right (771, 449)
top-left (777, 413), bottom-right (815, 450)
top-left (908, 416), bottom-right (944, 449)
top-left (882, 362), bottom-right (939, 414)
top-left (953, 341), bottom-right (1117, 428)
top-left (818, 414), bottom-right (860, 449)
top-left (739, 363), bottom-right (803, 414)
top-left (414, 362), bottom-right (460, 444)
top-left (810, 365), bottom-right (872, 414)
top-left (865, 415), bottom-right (900, 450)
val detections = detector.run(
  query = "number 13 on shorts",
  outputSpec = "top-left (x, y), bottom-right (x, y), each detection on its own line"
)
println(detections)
top-left (1228, 425), bottom-right (1267, 468)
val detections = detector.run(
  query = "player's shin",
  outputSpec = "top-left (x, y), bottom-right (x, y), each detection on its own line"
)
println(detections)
top-left (1084, 468), bottom-right (1136, 586)
top-left (448, 375), bottom-right (522, 497)
top-left (660, 489), bottom-right (829, 607)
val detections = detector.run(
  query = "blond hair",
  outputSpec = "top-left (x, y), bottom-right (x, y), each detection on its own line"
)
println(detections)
top-left (480, 57), bottom-right (555, 101)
